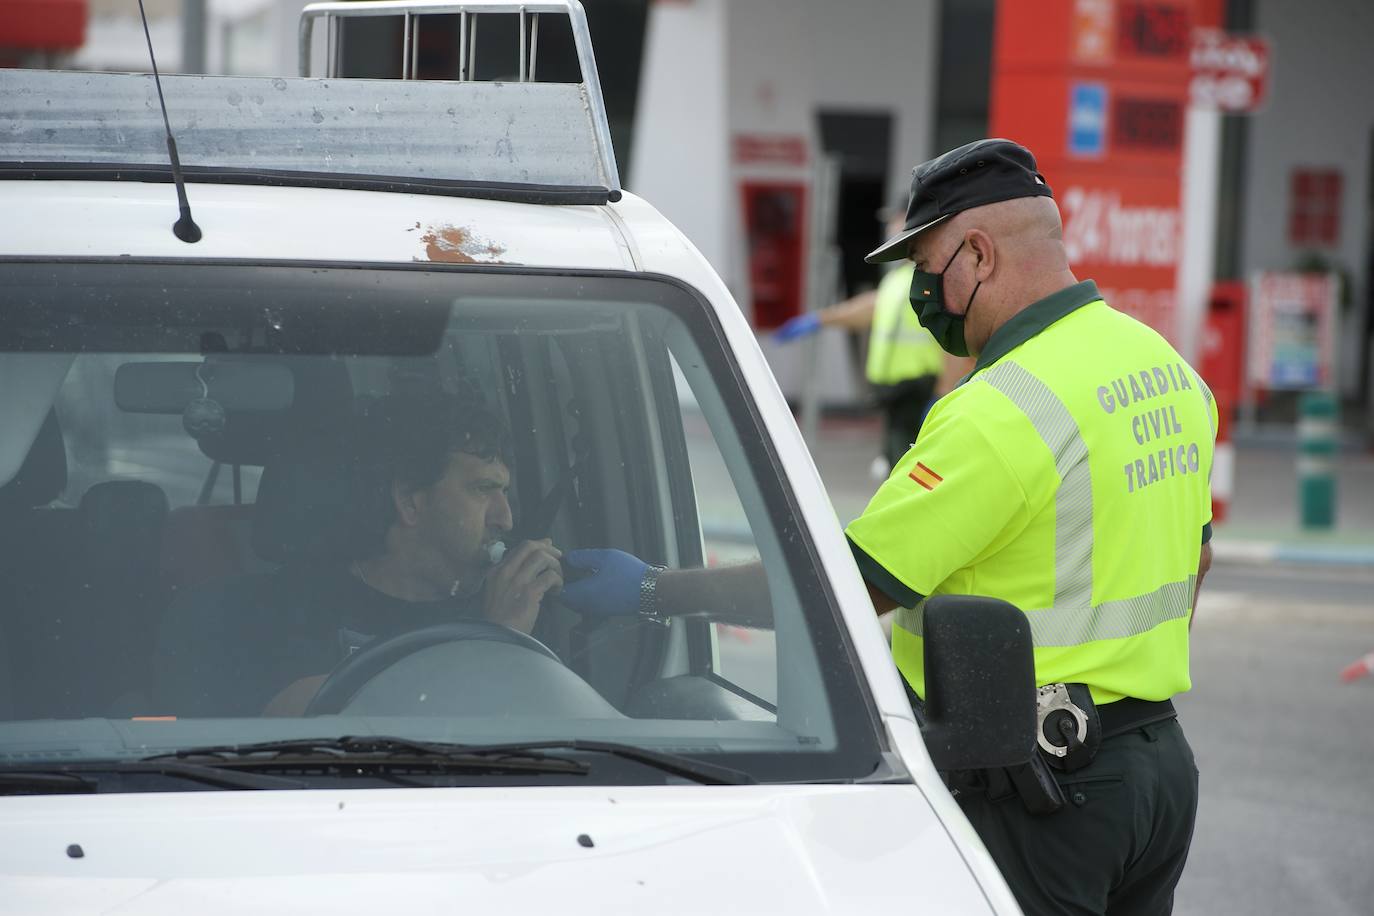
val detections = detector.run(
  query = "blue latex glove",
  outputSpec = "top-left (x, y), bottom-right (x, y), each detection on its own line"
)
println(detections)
top-left (773, 312), bottom-right (822, 342)
top-left (561, 548), bottom-right (649, 617)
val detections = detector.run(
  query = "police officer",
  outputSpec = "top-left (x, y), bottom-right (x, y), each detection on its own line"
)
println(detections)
top-left (846, 138), bottom-right (1216, 915)
top-left (562, 138), bottom-right (1216, 916)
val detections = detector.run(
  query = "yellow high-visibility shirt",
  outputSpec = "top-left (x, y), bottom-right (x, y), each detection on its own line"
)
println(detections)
top-left (846, 281), bottom-right (1217, 704)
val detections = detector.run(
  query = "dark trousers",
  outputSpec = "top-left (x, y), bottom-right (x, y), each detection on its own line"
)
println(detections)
top-left (875, 375), bottom-right (937, 467)
top-left (957, 718), bottom-right (1199, 916)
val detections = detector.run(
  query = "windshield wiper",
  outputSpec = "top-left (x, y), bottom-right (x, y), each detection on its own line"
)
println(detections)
top-left (452, 740), bottom-right (756, 786)
top-left (0, 771), bottom-right (99, 795)
top-left (141, 735), bottom-right (590, 777)
top-left (144, 736), bottom-right (754, 785)
top-left (0, 761), bottom-right (305, 792)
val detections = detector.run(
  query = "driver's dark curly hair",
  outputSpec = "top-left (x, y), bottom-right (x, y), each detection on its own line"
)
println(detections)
top-left (351, 392), bottom-right (511, 556)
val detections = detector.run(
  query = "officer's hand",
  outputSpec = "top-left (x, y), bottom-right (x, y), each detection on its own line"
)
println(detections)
top-left (482, 538), bottom-right (562, 635)
top-left (773, 313), bottom-right (822, 343)
top-left (561, 548), bottom-right (648, 618)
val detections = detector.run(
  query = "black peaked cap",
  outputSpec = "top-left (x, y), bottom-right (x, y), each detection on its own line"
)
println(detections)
top-left (866, 138), bottom-right (1054, 263)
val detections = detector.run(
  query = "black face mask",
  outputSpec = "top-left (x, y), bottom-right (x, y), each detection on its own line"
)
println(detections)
top-left (909, 239), bottom-right (982, 357)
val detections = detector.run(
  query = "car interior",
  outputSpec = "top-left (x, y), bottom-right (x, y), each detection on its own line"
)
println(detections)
top-left (0, 263), bottom-right (828, 740)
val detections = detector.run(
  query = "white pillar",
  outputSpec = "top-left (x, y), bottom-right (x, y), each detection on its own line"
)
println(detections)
top-left (1175, 106), bottom-right (1222, 364)
top-left (627, 0), bottom-right (731, 276)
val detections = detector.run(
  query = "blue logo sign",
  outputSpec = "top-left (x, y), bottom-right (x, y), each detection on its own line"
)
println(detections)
top-left (1068, 82), bottom-right (1108, 158)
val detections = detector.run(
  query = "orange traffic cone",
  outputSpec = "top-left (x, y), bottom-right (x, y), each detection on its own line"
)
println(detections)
top-left (1339, 651), bottom-right (1374, 684)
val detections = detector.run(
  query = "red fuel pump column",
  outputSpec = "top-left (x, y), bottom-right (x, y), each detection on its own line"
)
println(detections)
top-left (989, 0), bottom-right (1204, 343)
top-left (1200, 281), bottom-right (1246, 523)
top-left (740, 182), bottom-right (808, 331)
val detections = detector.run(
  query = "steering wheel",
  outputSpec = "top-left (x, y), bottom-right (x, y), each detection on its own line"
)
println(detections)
top-left (304, 621), bottom-right (562, 716)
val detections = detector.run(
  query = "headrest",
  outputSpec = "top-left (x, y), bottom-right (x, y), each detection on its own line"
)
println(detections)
top-left (79, 480), bottom-right (169, 574)
top-left (251, 442), bottom-right (372, 564)
top-left (194, 357), bottom-right (354, 467)
top-left (79, 480), bottom-right (169, 531)
top-left (0, 411), bottom-right (67, 511)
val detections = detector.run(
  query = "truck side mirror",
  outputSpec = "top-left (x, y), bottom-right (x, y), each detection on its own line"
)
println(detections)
top-left (919, 595), bottom-right (1037, 772)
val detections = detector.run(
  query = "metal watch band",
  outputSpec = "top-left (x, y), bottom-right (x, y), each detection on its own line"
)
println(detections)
top-left (639, 565), bottom-right (668, 618)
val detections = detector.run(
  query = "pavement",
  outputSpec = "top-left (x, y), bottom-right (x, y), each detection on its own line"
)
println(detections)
top-left (1208, 427), bottom-right (1374, 567)
top-left (803, 413), bottom-right (1374, 568)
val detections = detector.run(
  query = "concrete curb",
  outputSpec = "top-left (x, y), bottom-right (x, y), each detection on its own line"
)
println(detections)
top-left (1212, 538), bottom-right (1374, 568)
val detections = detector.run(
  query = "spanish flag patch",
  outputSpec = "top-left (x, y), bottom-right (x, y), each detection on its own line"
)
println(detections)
top-left (908, 462), bottom-right (943, 491)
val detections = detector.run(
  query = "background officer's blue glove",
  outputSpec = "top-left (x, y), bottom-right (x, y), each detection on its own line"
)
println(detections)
top-left (561, 548), bottom-right (648, 617)
top-left (773, 312), bottom-right (822, 342)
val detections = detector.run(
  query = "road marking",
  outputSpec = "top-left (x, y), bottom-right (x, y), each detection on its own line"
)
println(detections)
top-left (1195, 590), bottom-right (1374, 626)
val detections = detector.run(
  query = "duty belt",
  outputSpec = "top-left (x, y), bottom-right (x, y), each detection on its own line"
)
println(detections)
top-left (1097, 696), bottom-right (1178, 739)
top-left (1037, 686), bottom-right (1178, 770)
top-left (949, 687), bottom-right (1178, 817)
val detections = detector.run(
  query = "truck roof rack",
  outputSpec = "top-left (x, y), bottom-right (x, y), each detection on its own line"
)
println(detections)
top-left (0, 0), bottom-right (621, 205)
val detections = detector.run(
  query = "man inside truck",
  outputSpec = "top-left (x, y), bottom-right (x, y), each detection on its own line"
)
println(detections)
top-left (155, 392), bottom-right (565, 717)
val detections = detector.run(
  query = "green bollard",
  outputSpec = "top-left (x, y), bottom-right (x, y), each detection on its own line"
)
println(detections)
top-left (1298, 390), bottom-right (1338, 529)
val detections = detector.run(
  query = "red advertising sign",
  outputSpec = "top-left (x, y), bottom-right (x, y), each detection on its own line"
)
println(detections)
top-left (992, 0), bottom-right (1199, 342)
top-left (1289, 168), bottom-right (1343, 247)
top-left (1189, 28), bottom-right (1270, 112)
top-left (1059, 174), bottom-right (1183, 335)
top-left (733, 135), bottom-right (808, 168)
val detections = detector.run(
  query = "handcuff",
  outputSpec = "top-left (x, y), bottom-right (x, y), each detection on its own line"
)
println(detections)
top-left (1035, 683), bottom-right (1100, 772)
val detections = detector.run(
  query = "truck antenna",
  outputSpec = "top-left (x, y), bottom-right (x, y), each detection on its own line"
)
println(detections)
top-left (137, 0), bottom-right (202, 243)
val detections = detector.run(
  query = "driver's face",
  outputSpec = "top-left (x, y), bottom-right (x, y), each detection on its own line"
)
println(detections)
top-left (411, 451), bottom-right (513, 581)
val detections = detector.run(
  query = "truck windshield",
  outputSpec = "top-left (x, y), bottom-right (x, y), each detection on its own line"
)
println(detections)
top-left (0, 261), bottom-right (882, 786)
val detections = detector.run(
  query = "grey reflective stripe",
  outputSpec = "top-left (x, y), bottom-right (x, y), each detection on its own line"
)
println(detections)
top-left (898, 576), bottom-right (1195, 647)
top-left (979, 361), bottom-right (1093, 611)
top-left (890, 359), bottom-right (1200, 649)
top-left (1022, 576), bottom-right (1195, 646)
top-left (894, 600), bottom-right (925, 638)
top-left (1196, 371), bottom-right (1217, 439)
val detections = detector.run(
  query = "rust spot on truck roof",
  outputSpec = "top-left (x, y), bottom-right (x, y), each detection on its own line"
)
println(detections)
top-left (416, 224), bottom-right (508, 264)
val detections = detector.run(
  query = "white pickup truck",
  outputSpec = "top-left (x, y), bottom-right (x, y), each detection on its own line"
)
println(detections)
top-left (0, 2), bottom-right (1034, 911)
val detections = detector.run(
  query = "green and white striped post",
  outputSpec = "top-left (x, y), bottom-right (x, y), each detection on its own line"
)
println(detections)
top-left (1297, 390), bottom-right (1338, 529)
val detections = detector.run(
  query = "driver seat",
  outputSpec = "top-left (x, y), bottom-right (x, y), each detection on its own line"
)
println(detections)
top-left (151, 434), bottom-right (370, 718)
